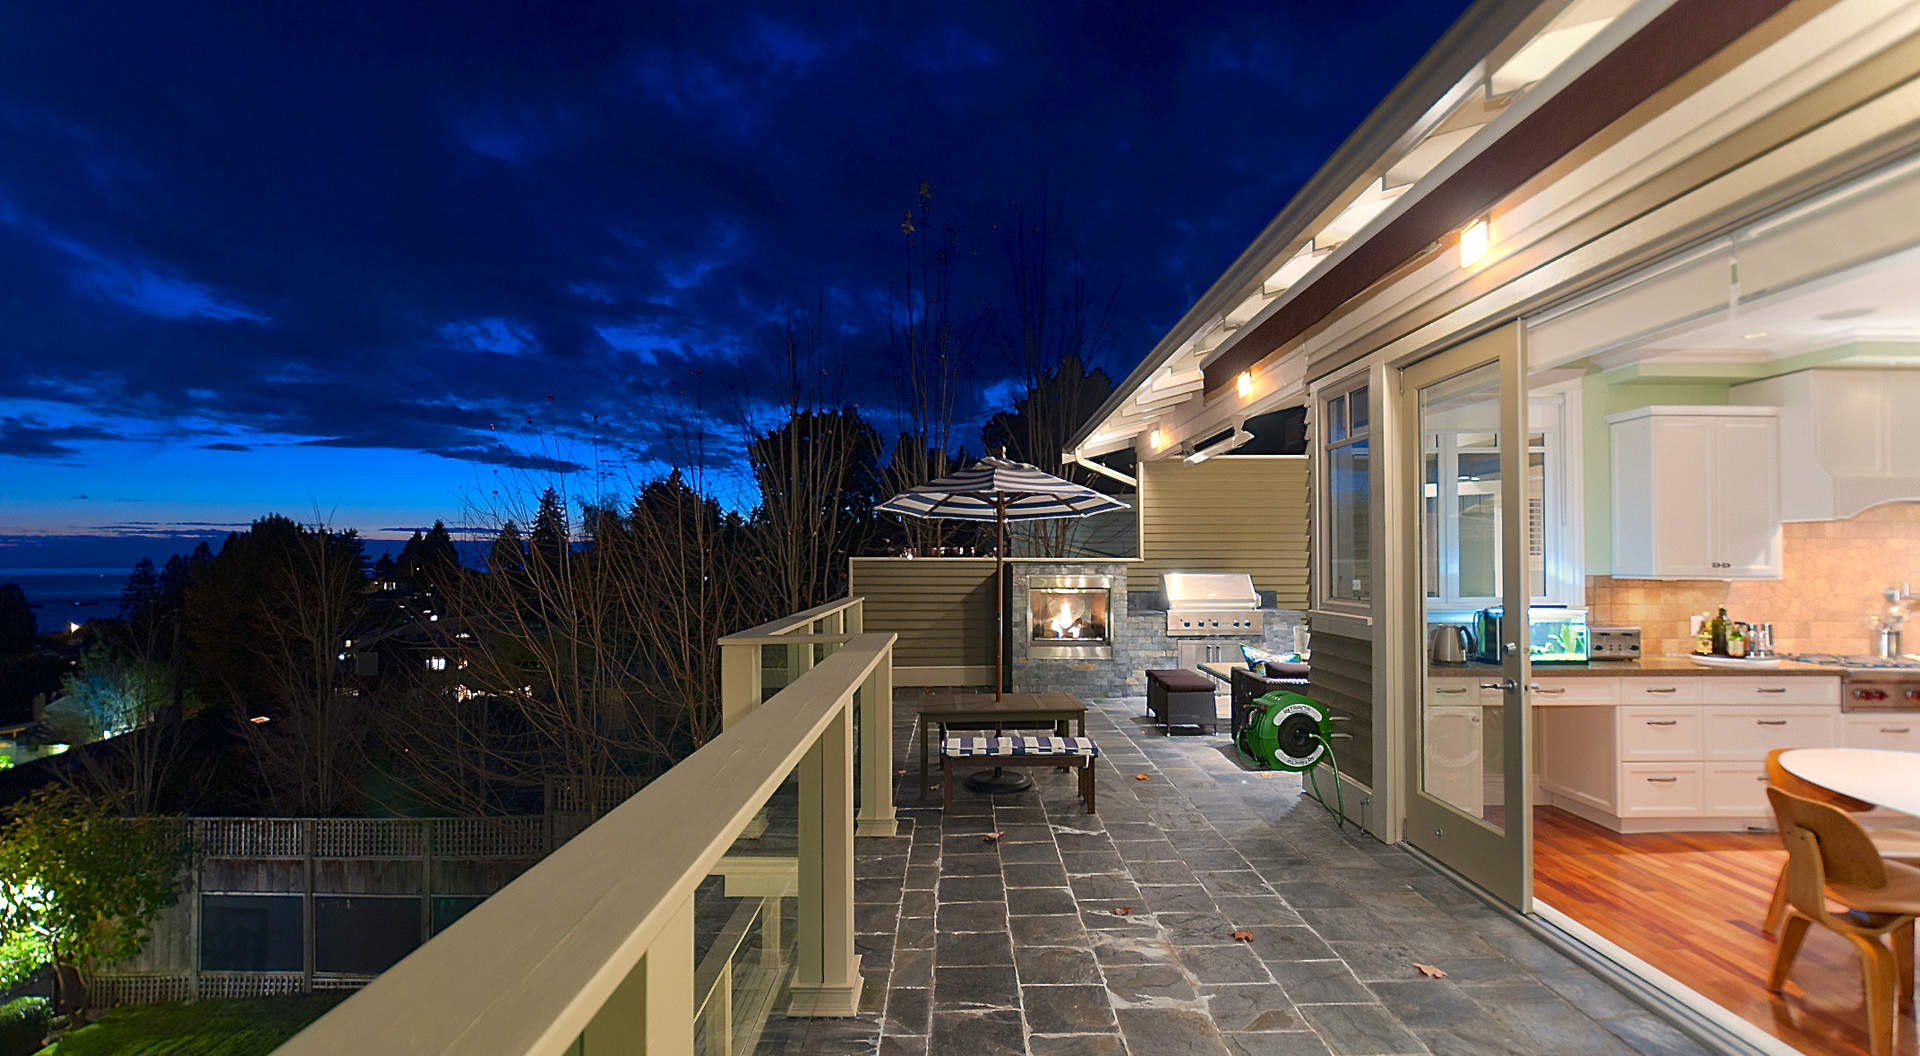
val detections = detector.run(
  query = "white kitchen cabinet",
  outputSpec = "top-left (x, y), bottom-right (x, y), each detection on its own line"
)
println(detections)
top-left (1608, 407), bottom-right (1781, 579)
top-left (1843, 714), bottom-right (1920, 750)
top-left (1733, 370), bottom-right (1920, 521)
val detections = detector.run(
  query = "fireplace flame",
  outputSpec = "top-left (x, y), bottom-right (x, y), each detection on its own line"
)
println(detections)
top-left (1049, 602), bottom-right (1084, 639)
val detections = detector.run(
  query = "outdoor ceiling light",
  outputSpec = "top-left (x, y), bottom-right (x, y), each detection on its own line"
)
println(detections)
top-left (1236, 371), bottom-right (1254, 399)
top-left (1149, 428), bottom-right (1167, 451)
top-left (1459, 219), bottom-right (1489, 268)
top-left (1185, 428), bottom-right (1254, 464)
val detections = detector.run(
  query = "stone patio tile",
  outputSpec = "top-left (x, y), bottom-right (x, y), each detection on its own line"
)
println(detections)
top-left (1138, 883), bottom-right (1220, 914)
top-left (1468, 981), bottom-right (1638, 1056)
top-left (934, 900), bottom-right (1004, 934)
top-left (1029, 1033), bottom-right (1127, 1054)
top-left (1179, 942), bottom-right (1277, 985)
top-left (932, 964), bottom-right (1019, 1011)
top-left (928, 1008), bottom-right (1024, 1054)
top-left (1102, 961), bottom-right (1200, 1004)
top-left (1297, 1003), bottom-right (1425, 1055)
top-left (937, 873), bottom-right (1006, 903)
top-left (883, 986), bottom-right (930, 1036)
top-left (1007, 886), bottom-right (1079, 916)
top-left (1009, 912), bottom-right (1088, 947)
top-left (1023, 984), bottom-right (1120, 1033)
top-left (1237, 925), bottom-right (1335, 963)
top-left (1264, 959), bottom-right (1375, 1004)
top-left (1114, 1007), bottom-right (1232, 1056)
top-left (1222, 1031), bottom-right (1337, 1055)
top-left (1199, 982), bottom-right (1302, 1032)
top-left (1003, 861), bottom-right (1072, 888)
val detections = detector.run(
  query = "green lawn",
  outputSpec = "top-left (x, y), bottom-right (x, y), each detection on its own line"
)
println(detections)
top-left (34, 994), bottom-right (349, 1056)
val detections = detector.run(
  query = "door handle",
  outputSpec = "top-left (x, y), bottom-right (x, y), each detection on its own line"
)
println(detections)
top-left (1481, 679), bottom-right (1517, 691)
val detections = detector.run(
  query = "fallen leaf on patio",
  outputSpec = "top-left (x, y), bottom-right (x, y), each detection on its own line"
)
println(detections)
top-left (982, 831), bottom-right (1005, 844)
top-left (1413, 963), bottom-right (1447, 979)
top-left (896, 769), bottom-right (907, 776)
top-left (1231, 930), bottom-right (1254, 942)
top-left (1112, 906), bottom-right (1133, 916)
top-left (1134, 773), bottom-right (1151, 781)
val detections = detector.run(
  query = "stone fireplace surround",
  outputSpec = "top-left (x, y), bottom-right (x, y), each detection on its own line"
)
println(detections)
top-left (1010, 560), bottom-right (1306, 699)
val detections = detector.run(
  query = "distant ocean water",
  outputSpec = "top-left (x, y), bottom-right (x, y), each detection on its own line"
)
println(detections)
top-left (0, 568), bottom-right (127, 632)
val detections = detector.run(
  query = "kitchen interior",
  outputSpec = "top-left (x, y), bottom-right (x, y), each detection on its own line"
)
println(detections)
top-left (1424, 221), bottom-right (1920, 1054)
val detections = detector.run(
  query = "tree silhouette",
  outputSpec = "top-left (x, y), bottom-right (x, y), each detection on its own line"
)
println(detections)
top-left (0, 584), bottom-right (34, 656)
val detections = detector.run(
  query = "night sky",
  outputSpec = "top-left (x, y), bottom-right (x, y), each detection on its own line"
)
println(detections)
top-left (1, 1), bottom-right (1468, 566)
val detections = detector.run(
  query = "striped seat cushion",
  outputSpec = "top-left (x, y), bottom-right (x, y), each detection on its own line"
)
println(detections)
top-left (941, 735), bottom-right (1099, 758)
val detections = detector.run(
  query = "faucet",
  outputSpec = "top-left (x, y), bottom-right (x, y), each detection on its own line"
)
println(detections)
top-left (1875, 583), bottom-right (1918, 658)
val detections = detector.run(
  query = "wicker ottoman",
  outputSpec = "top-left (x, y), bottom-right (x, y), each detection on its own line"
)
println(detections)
top-left (1146, 668), bottom-right (1219, 734)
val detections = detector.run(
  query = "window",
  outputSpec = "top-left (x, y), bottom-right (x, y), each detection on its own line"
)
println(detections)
top-left (1421, 394), bottom-right (1579, 612)
top-left (1321, 382), bottom-right (1371, 606)
top-left (427, 656), bottom-right (448, 671)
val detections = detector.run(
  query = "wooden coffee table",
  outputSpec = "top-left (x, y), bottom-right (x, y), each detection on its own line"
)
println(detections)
top-left (918, 692), bottom-right (1088, 800)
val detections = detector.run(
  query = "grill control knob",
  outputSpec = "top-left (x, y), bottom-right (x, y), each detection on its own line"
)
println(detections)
top-left (1907, 690), bottom-right (1920, 702)
top-left (1875, 690), bottom-right (1890, 701)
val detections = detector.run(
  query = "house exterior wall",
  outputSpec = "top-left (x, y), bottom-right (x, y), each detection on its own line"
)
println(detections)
top-left (1136, 455), bottom-right (1309, 607)
top-left (848, 557), bottom-right (996, 685)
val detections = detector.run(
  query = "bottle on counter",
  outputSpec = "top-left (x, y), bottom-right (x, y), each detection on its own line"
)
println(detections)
top-left (1710, 607), bottom-right (1731, 655)
top-left (1728, 622), bottom-right (1747, 659)
top-left (1694, 614), bottom-right (1714, 655)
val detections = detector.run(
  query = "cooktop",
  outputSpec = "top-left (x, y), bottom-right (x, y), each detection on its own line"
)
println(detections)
top-left (1783, 653), bottom-right (1920, 670)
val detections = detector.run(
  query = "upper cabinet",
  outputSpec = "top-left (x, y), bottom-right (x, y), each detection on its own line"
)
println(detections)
top-left (1732, 370), bottom-right (1920, 521)
top-left (1608, 407), bottom-right (1781, 580)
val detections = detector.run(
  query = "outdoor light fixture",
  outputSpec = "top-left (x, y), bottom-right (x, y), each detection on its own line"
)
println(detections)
top-left (249, 715), bottom-right (270, 724)
top-left (1185, 428), bottom-right (1254, 464)
top-left (1150, 428), bottom-right (1167, 450)
top-left (1236, 371), bottom-right (1253, 399)
top-left (1459, 218), bottom-right (1489, 268)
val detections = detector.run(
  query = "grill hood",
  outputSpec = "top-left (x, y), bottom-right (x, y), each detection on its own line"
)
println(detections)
top-left (1163, 573), bottom-right (1258, 610)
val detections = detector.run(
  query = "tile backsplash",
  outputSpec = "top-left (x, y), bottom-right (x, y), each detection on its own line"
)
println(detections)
top-left (1588, 501), bottom-right (1920, 658)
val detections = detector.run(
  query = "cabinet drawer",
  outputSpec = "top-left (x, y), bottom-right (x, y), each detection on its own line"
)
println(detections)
top-left (1619, 707), bottom-right (1703, 761)
top-left (1619, 764), bottom-right (1705, 816)
top-left (1618, 677), bottom-right (1701, 704)
top-left (1842, 715), bottom-right (1920, 750)
top-left (1703, 677), bottom-right (1839, 706)
top-left (1424, 678), bottom-right (1480, 709)
top-left (1528, 678), bottom-right (1618, 706)
top-left (1705, 763), bottom-right (1772, 818)
top-left (1701, 708), bottom-right (1835, 761)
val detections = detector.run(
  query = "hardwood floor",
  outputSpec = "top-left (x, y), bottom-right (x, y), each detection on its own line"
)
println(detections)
top-left (1533, 806), bottom-right (1917, 1056)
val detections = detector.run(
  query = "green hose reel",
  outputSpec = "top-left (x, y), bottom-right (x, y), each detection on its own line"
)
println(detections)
top-left (1239, 689), bottom-right (1348, 829)
top-left (1241, 691), bottom-right (1331, 771)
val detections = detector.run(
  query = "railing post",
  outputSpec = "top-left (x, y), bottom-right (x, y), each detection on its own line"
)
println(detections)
top-left (580, 894), bottom-right (694, 1053)
top-left (855, 640), bottom-right (897, 837)
top-left (719, 640), bottom-right (762, 729)
top-left (787, 700), bottom-right (861, 1016)
top-left (846, 597), bottom-right (863, 634)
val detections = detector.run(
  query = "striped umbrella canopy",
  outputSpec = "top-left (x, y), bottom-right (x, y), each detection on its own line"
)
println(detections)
top-left (877, 455), bottom-right (1129, 703)
top-left (875, 455), bottom-right (1130, 521)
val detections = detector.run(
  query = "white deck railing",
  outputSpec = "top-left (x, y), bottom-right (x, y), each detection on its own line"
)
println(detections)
top-left (279, 606), bottom-right (896, 1055)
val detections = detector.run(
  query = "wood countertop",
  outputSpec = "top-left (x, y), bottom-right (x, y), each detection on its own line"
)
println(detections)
top-left (1428, 657), bottom-right (1838, 678)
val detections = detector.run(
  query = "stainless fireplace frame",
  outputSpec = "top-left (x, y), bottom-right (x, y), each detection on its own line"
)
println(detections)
top-left (1027, 574), bottom-right (1115, 660)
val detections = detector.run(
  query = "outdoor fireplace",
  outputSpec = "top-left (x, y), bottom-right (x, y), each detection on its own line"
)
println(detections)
top-left (1027, 574), bottom-right (1114, 660)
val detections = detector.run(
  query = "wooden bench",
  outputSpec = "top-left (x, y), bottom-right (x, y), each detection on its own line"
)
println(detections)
top-left (940, 736), bottom-right (1098, 813)
top-left (1146, 668), bottom-right (1219, 734)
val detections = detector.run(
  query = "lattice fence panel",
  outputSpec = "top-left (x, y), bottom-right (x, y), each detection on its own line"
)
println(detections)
top-left (193, 818), bottom-right (305, 858)
top-left (431, 816), bottom-right (546, 858)
top-left (198, 972), bottom-right (306, 998)
top-left (91, 974), bottom-right (191, 1006)
top-left (312, 975), bottom-right (374, 991)
top-left (313, 818), bottom-right (426, 858)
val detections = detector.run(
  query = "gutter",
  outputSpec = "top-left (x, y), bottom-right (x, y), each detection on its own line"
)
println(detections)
top-left (1063, 451), bottom-right (1137, 489)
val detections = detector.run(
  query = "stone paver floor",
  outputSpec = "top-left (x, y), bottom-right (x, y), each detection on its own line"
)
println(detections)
top-left (753, 688), bottom-right (1716, 1055)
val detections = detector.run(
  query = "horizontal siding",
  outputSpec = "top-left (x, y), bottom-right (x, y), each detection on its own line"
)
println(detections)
top-left (1307, 625), bottom-right (1373, 788)
top-left (849, 558), bottom-right (996, 668)
top-left (1137, 456), bottom-right (1309, 606)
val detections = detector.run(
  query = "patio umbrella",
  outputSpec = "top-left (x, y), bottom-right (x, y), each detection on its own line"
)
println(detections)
top-left (876, 453), bottom-right (1130, 701)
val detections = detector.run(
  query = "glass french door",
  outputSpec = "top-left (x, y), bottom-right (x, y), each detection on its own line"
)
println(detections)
top-left (1400, 323), bottom-right (1531, 909)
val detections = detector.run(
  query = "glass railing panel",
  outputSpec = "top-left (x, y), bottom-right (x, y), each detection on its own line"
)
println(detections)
top-left (696, 760), bottom-right (800, 1056)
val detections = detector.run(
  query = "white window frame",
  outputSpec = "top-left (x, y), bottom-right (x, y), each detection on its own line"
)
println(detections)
top-left (1315, 373), bottom-right (1374, 617)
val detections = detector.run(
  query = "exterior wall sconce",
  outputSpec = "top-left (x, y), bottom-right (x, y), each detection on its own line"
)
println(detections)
top-left (1149, 428), bottom-right (1167, 451)
top-left (1459, 218), bottom-right (1489, 268)
top-left (1236, 371), bottom-right (1254, 399)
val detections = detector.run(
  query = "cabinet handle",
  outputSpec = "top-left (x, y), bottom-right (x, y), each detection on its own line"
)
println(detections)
top-left (1645, 720), bottom-right (1679, 727)
top-left (1643, 687), bottom-right (1678, 695)
top-left (1534, 687), bottom-right (1566, 695)
top-left (1755, 688), bottom-right (1788, 695)
top-left (1755, 719), bottom-right (1788, 727)
top-left (1756, 775), bottom-right (1770, 782)
top-left (1647, 776), bottom-right (1678, 783)
top-left (1434, 688), bottom-right (1467, 695)
top-left (1882, 727), bottom-right (1911, 734)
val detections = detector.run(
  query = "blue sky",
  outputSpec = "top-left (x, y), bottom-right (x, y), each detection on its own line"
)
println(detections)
top-left (0, 1), bottom-right (1468, 567)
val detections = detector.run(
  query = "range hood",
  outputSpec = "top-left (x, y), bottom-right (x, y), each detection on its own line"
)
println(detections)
top-left (1734, 369), bottom-right (1920, 521)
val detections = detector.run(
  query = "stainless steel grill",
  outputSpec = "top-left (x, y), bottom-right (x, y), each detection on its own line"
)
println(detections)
top-left (1163, 572), bottom-right (1263, 637)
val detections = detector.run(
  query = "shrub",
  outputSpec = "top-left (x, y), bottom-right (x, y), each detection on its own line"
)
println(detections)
top-left (0, 996), bottom-right (50, 1056)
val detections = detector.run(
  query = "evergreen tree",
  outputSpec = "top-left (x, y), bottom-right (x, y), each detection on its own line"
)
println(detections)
top-left (118, 559), bottom-right (158, 622)
top-left (372, 552), bottom-right (396, 580)
top-left (489, 521), bottom-right (525, 573)
top-left (528, 489), bottom-right (569, 569)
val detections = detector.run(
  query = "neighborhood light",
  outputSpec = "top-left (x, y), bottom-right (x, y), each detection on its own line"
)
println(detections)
top-left (1459, 219), bottom-right (1489, 268)
top-left (67, 622), bottom-right (80, 634)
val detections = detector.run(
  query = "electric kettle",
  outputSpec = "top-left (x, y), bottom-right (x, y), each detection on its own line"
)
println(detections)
top-left (1429, 624), bottom-right (1474, 663)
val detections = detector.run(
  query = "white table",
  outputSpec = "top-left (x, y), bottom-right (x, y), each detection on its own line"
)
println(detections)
top-left (1778, 747), bottom-right (1920, 817)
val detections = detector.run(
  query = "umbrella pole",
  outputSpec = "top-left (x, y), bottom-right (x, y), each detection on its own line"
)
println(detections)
top-left (995, 499), bottom-right (1006, 701)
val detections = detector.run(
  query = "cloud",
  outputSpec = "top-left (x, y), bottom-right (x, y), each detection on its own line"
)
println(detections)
top-left (200, 442), bottom-right (251, 451)
top-left (426, 446), bottom-right (585, 474)
top-left (0, 416), bottom-right (121, 459)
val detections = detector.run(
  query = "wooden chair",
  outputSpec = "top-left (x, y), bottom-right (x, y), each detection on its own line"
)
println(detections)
top-left (1762, 748), bottom-right (1920, 935)
top-left (1764, 786), bottom-right (1920, 1056)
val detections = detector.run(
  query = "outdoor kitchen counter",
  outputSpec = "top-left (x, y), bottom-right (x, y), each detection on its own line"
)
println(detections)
top-left (1429, 657), bottom-right (1838, 678)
